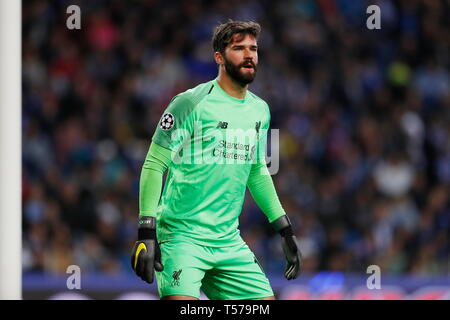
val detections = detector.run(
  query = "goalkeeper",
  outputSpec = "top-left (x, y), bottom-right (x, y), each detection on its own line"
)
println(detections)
top-left (131, 20), bottom-right (302, 300)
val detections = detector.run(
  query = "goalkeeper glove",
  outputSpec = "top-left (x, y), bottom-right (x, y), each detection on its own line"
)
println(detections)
top-left (130, 216), bottom-right (163, 283)
top-left (272, 215), bottom-right (302, 280)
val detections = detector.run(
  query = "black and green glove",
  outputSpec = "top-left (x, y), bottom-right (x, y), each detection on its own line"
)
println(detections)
top-left (272, 215), bottom-right (302, 280)
top-left (130, 216), bottom-right (163, 283)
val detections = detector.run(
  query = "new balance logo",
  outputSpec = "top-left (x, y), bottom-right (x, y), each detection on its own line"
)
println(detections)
top-left (216, 121), bottom-right (228, 129)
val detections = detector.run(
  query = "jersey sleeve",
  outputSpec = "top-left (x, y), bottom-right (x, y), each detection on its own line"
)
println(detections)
top-left (152, 94), bottom-right (197, 153)
top-left (247, 162), bottom-right (286, 223)
top-left (139, 142), bottom-right (172, 217)
top-left (247, 102), bottom-right (286, 223)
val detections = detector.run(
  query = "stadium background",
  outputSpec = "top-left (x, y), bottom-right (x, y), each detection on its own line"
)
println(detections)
top-left (22, 0), bottom-right (450, 299)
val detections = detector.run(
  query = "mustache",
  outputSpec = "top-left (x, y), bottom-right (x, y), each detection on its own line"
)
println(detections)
top-left (240, 60), bottom-right (256, 68)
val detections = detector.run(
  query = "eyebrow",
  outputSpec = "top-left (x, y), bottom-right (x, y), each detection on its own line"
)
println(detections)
top-left (231, 45), bottom-right (258, 49)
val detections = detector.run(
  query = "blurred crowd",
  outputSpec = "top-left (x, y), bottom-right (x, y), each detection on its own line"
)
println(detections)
top-left (22, 0), bottom-right (449, 278)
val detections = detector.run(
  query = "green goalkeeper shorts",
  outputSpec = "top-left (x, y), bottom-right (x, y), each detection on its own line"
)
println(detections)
top-left (155, 239), bottom-right (274, 300)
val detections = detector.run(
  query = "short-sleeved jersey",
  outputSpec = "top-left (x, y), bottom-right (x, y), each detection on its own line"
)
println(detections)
top-left (152, 78), bottom-right (270, 247)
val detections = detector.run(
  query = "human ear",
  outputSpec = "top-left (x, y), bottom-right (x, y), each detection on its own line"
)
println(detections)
top-left (214, 51), bottom-right (224, 65)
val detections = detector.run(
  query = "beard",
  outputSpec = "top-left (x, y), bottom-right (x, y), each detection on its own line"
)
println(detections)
top-left (224, 56), bottom-right (257, 87)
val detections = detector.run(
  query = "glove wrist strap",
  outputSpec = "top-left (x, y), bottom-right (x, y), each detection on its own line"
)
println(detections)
top-left (138, 216), bottom-right (156, 240)
top-left (271, 215), bottom-right (294, 237)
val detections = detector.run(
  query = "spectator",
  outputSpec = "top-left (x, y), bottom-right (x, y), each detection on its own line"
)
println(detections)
top-left (22, 0), bottom-right (450, 277)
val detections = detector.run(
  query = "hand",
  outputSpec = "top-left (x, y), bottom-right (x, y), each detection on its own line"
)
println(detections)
top-left (130, 216), bottom-right (164, 283)
top-left (271, 215), bottom-right (302, 280)
top-left (280, 233), bottom-right (302, 280)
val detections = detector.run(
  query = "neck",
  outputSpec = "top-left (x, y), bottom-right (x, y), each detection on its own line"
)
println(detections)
top-left (217, 70), bottom-right (248, 100)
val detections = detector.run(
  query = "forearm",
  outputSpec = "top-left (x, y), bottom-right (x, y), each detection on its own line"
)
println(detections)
top-left (247, 162), bottom-right (286, 223)
top-left (139, 142), bottom-right (172, 217)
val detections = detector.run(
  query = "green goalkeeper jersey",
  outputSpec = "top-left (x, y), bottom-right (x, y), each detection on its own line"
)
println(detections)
top-left (151, 78), bottom-right (271, 247)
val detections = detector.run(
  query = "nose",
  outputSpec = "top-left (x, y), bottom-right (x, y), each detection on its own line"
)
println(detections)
top-left (243, 47), bottom-right (255, 59)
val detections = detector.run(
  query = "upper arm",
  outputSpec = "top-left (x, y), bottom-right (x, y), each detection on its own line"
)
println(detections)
top-left (142, 141), bottom-right (173, 172)
top-left (152, 95), bottom-right (198, 153)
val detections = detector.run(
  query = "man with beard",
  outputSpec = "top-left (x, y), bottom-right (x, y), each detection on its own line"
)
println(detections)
top-left (131, 20), bottom-right (302, 300)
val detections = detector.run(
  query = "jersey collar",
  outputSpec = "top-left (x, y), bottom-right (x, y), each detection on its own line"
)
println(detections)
top-left (213, 79), bottom-right (248, 104)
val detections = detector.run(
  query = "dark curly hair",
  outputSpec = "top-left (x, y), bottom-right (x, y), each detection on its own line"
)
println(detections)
top-left (212, 20), bottom-right (261, 55)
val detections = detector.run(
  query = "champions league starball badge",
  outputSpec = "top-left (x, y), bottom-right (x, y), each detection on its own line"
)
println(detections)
top-left (160, 112), bottom-right (175, 130)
